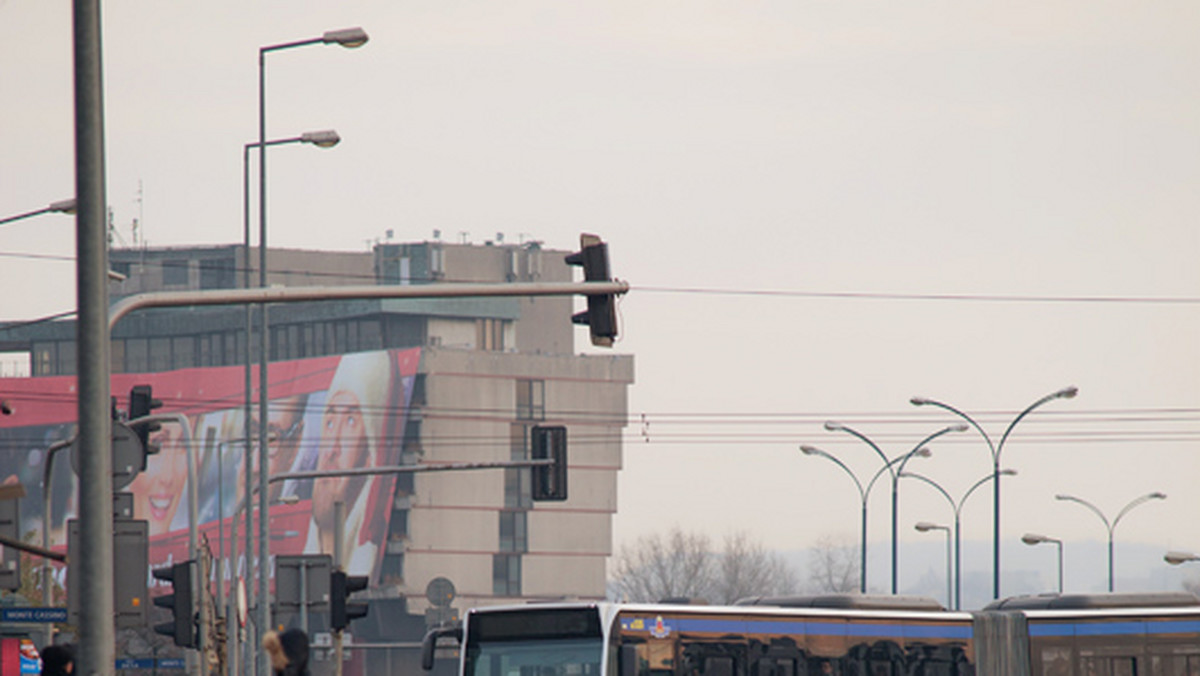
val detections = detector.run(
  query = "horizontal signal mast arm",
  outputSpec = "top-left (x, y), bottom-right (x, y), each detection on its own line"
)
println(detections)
top-left (109, 281), bottom-right (629, 329)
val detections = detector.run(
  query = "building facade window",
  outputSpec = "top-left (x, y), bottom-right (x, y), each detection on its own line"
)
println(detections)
top-left (492, 554), bottom-right (521, 596)
top-left (162, 259), bottom-right (189, 286)
top-left (516, 379), bottom-right (544, 421)
top-left (506, 424), bottom-right (532, 508)
top-left (477, 318), bottom-right (504, 352)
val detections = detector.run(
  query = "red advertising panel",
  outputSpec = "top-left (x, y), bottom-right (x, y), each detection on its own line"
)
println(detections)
top-left (0, 347), bottom-right (420, 587)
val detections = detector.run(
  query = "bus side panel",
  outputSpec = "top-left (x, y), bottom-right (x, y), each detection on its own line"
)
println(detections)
top-left (973, 612), bottom-right (1032, 676)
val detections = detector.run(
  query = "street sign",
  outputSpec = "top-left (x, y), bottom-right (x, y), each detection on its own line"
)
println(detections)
top-left (1, 607), bottom-right (68, 623)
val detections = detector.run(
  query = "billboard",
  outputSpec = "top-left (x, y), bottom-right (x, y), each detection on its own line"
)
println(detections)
top-left (0, 347), bottom-right (420, 586)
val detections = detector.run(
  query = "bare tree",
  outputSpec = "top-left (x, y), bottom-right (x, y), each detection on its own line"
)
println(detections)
top-left (712, 531), bottom-right (800, 604)
top-left (806, 534), bottom-right (859, 593)
top-left (609, 528), bottom-right (799, 604)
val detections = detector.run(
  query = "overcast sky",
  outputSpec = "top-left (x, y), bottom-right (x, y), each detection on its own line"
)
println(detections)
top-left (2, 1), bottom-right (1198, 593)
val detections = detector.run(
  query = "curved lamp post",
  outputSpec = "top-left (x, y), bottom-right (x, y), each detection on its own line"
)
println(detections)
top-left (800, 444), bottom-right (928, 593)
top-left (911, 387), bottom-right (1077, 599)
top-left (902, 469), bottom-right (1013, 609)
top-left (1055, 491), bottom-right (1166, 591)
top-left (914, 522), bottom-right (952, 608)
top-left (1165, 551), bottom-right (1200, 565)
top-left (1022, 533), bottom-right (1064, 593)
top-left (823, 422), bottom-right (965, 594)
top-left (256, 29), bottom-right (365, 671)
top-left (0, 198), bottom-right (76, 226)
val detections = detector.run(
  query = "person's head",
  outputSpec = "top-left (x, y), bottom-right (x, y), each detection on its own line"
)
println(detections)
top-left (312, 352), bottom-right (391, 527)
top-left (263, 628), bottom-right (309, 676)
top-left (128, 420), bottom-right (189, 536)
top-left (40, 644), bottom-right (74, 676)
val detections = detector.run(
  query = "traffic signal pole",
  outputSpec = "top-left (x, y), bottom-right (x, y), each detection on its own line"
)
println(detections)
top-left (98, 275), bottom-right (622, 659)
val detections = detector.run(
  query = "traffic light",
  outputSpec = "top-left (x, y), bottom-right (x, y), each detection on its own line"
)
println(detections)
top-left (128, 384), bottom-right (163, 456)
top-left (330, 570), bottom-right (369, 630)
top-left (152, 560), bottom-right (196, 648)
top-left (531, 425), bottom-right (568, 501)
top-left (565, 233), bottom-right (618, 347)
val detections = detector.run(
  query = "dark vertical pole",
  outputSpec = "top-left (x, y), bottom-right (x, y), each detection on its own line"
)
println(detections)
top-left (890, 480), bottom-right (898, 594)
top-left (859, 502), bottom-right (867, 593)
top-left (1107, 532), bottom-right (1114, 592)
top-left (73, 0), bottom-right (114, 673)
top-left (993, 461), bottom-right (1000, 599)
top-left (257, 47), bottom-right (271, 676)
top-left (954, 516), bottom-right (962, 610)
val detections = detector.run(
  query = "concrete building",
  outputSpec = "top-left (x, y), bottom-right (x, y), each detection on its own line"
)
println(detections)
top-left (0, 238), bottom-right (633, 674)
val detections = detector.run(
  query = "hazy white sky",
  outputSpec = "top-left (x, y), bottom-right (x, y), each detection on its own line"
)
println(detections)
top-left (2, 1), bottom-right (1198, 593)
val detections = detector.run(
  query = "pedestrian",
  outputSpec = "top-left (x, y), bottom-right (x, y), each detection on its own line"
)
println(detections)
top-left (263, 628), bottom-right (310, 676)
top-left (40, 644), bottom-right (74, 676)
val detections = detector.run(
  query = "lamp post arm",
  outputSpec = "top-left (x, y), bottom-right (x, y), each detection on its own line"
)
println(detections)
top-left (826, 423), bottom-right (890, 476)
top-left (912, 398), bottom-right (995, 461)
top-left (895, 425), bottom-right (962, 478)
top-left (1112, 492), bottom-right (1166, 533)
top-left (996, 387), bottom-right (1077, 461)
top-left (899, 472), bottom-right (955, 513)
top-left (866, 456), bottom-right (906, 500)
top-left (1056, 494), bottom-right (1110, 534)
top-left (800, 447), bottom-right (865, 503)
top-left (959, 472), bottom-right (1000, 517)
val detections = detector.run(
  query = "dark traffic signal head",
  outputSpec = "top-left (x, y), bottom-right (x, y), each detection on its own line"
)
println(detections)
top-left (152, 561), bottom-right (196, 648)
top-left (128, 385), bottom-right (163, 455)
top-left (331, 570), bottom-right (369, 630)
top-left (531, 425), bottom-right (568, 501)
top-left (565, 233), bottom-right (618, 347)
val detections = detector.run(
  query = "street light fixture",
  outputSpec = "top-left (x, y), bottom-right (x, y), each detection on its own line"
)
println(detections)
top-left (914, 521), bottom-right (951, 608)
top-left (256, 30), bottom-right (366, 669)
top-left (901, 469), bottom-right (1014, 609)
top-left (1022, 532), bottom-right (1064, 594)
top-left (910, 387), bottom-right (1077, 599)
top-left (0, 198), bottom-right (77, 226)
top-left (1055, 491), bottom-right (1166, 591)
top-left (1164, 551), bottom-right (1200, 566)
top-left (822, 421), bottom-right (965, 594)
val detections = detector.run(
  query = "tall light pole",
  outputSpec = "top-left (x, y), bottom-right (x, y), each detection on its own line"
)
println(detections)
top-left (823, 422), bottom-right (965, 594)
top-left (902, 469), bottom-right (1013, 609)
top-left (256, 28), bottom-right (366, 668)
top-left (0, 198), bottom-right (76, 226)
top-left (241, 130), bottom-right (339, 655)
top-left (911, 387), bottom-right (1077, 599)
top-left (800, 445), bottom-right (931, 593)
top-left (1055, 491), bottom-right (1166, 592)
top-left (914, 522), bottom-right (951, 608)
top-left (1022, 533), bottom-right (1064, 594)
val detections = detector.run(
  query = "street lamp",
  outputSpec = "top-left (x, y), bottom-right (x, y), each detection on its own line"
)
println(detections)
top-left (1055, 491), bottom-right (1166, 591)
top-left (0, 198), bottom-right (76, 226)
top-left (914, 522), bottom-right (951, 608)
top-left (823, 421), bottom-right (965, 594)
top-left (902, 469), bottom-right (1013, 609)
top-left (1165, 551), bottom-right (1200, 565)
top-left (240, 128), bottom-right (340, 632)
top-left (911, 387), bottom-right (1077, 599)
top-left (800, 445), bottom-right (873, 593)
top-left (1022, 533), bottom-right (1064, 594)
top-left (256, 28), bottom-right (366, 667)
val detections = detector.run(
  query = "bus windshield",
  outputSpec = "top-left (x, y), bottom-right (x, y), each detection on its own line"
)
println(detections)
top-left (463, 607), bottom-right (606, 676)
top-left (464, 637), bottom-right (604, 676)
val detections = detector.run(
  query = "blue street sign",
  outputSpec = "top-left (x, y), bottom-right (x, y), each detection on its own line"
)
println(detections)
top-left (0, 607), bottom-right (68, 623)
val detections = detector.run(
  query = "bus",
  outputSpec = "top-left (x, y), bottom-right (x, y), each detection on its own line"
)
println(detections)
top-left (422, 593), bottom-right (1200, 676)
